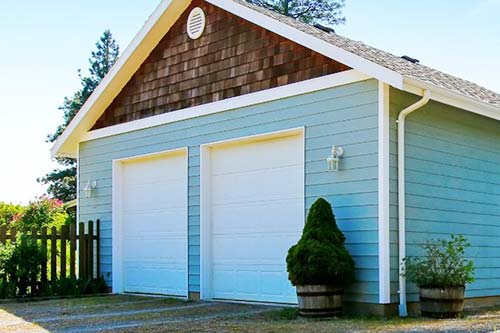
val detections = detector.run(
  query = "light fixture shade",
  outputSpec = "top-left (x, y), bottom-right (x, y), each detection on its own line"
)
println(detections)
top-left (326, 146), bottom-right (344, 172)
top-left (83, 180), bottom-right (96, 198)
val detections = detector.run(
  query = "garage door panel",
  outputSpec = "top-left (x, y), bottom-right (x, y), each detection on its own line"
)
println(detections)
top-left (124, 262), bottom-right (186, 295)
top-left (120, 151), bottom-right (187, 296)
top-left (212, 167), bottom-right (303, 204)
top-left (207, 133), bottom-right (304, 304)
top-left (211, 199), bottom-right (303, 232)
top-left (211, 136), bottom-right (301, 175)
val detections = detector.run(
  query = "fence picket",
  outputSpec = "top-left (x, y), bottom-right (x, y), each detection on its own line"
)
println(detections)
top-left (50, 227), bottom-right (57, 282)
top-left (96, 219), bottom-right (100, 278)
top-left (60, 225), bottom-right (68, 279)
top-left (79, 222), bottom-right (86, 279)
top-left (41, 227), bottom-right (47, 283)
top-left (1, 221), bottom-right (99, 289)
top-left (87, 221), bottom-right (94, 279)
top-left (69, 223), bottom-right (76, 279)
top-left (0, 225), bottom-right (6, 245)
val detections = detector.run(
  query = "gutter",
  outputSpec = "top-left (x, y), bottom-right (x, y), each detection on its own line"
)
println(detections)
top-left (398, 90), bottom-right (431, 317)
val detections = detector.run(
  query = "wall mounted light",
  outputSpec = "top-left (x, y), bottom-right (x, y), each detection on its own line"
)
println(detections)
top-left (326, 145), bottom-right (344, 172)
top-left (83, 180), bottom-right (97, 198)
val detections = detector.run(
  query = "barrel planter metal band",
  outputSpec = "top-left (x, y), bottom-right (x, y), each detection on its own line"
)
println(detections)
top-left (296, 285), bottom-right (343, 317)
top-left (419, 286), bottom-right (465, 318)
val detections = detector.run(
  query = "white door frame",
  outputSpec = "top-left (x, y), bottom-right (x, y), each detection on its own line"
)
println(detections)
top-left (199, 127), bottom-right (305, 300)
top-left (112, 147), bottom-right (189, 297)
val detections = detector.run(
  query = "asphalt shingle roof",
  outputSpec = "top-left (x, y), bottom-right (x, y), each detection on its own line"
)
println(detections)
top-left (234, 0), bottom-right (500, 108)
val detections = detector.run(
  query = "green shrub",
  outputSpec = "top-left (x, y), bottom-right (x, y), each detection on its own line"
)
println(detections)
top-left (0, 202), bottom-right (24, 226)
top-left (286, 198), bottom-right (355, 287)
top-left (404, 234), bottom-right (475, 288)
top-left (20, 196), bottom-right (69, 229)
top-left (0, 234), bottom-right (45, 297)
top-left (40, 277), bottom-right (107, 297)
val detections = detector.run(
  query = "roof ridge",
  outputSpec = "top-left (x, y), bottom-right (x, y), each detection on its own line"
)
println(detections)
top-left (231, 0), bottom-right (500, 107)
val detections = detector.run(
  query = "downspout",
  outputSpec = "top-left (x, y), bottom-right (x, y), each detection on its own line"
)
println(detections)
top-left (398, 90), bottom-right (431, 317)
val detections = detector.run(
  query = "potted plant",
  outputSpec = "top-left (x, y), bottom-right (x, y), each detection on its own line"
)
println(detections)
top-left (286, 198), bottom-right (355, 316)
top-left (404, 234), bottom-right (475, 318)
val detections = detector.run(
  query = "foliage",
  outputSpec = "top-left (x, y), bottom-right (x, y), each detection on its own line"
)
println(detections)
top-left (39, 30), bottom-right (120, 202)
top-left (403, 234), bottom-right (475, 288)
top-left (286, 198), bottom-right (355, 287)
top-left (18, 196), bottom-right (69, 229)
top-left (40, 277), bottom-right (107, 297)
top-left (0, 202), bottom-right (24, 226)
top-left (0, 234), bottom-right (45, 297)
top-left (244, 0), bottom-right (345, 26)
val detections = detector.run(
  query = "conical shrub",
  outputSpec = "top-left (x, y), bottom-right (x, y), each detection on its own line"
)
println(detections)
top-left (286, 198), bottom-right (355, 287)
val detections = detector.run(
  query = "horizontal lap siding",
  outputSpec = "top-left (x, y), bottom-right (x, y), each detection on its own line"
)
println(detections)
top-left (79, 79), bottom-right (379, 303)
top-left (389, 89), bottom-right (500, 303)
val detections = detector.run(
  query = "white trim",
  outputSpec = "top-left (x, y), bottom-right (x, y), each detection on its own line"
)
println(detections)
top-left (199, 127), bottom-right (305, 301)
top-left (377, 81), bottom-right (391, 304)
top-left (206, 0), bottom-right (404, 89)
top-left (111, 147), bottom-right (189, 297)
top-left (403, 78), bottom-right (500, 122)
top-left (82, 70), bottom-right (369, 143)
top-left (51, 0), bottom-right (191, 158)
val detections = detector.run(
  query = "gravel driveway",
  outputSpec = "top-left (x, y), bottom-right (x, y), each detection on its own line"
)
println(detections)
top-left (1, 295), bottom-right (500, 333)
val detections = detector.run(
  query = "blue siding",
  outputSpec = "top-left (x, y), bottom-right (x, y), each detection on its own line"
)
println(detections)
top-left (79, 79), bottom-right (380, 303)
top-left (389, 89), bottom-right (500, 302)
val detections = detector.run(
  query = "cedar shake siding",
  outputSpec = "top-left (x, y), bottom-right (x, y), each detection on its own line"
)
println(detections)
top-left (92, 0), bottom-right (350, 129)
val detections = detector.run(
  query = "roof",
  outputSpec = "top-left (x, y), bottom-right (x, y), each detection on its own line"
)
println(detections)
top-left (51, 0), bottom-right (500, 158)
top-left (234, 0), bottom-right (500, 108)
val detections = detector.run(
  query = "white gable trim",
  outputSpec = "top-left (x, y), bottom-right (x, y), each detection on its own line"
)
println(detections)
top-left (206, 0), bottom-right (404, 90)
top-left (81, 70), bottom-right (370, 144)
top-left (403, 78), bottom-right (500, 122)
top-left (51, 0), bottom-right (191, 158)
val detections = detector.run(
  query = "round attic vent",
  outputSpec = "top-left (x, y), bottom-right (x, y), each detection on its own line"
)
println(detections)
top-left (187, 7), bottom-right (206, 40)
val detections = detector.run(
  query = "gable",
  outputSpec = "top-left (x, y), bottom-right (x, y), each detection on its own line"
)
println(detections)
top-left (92, 0), bottom-right (350, 130)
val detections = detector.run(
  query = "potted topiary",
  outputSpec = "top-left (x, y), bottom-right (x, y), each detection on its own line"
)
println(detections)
top-left (286, 198), bottom-right (355, 317)
top-left (404, 234), bottom-right (475, 318)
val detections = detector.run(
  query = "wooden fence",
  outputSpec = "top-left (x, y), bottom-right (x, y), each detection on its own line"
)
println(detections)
top-left (0, 220), bottom-right (100, 282)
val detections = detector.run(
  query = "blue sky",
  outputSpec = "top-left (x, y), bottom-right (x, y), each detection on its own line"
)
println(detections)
top-left (0, 0), bottom-right (499, 204)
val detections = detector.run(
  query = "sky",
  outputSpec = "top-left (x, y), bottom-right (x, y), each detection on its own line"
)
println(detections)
top-left (0, 0), bottom-right (499, 205)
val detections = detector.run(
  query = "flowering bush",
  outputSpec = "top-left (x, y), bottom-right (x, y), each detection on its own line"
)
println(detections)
top-left (0, 203), bottom-right (24, 226)
top-left (19, 196), bottom-right (69, 229)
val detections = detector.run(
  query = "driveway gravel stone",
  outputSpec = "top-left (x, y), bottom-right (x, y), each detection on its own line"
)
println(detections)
top-left (1, 295), bottom-right (500, 333)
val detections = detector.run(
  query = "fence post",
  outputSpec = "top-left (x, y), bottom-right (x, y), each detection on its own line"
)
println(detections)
top-left (0, 225), bottom-right (6, 245)
top-left (87, 221), bottom-right (94, 279)
top-left (41, 227), bottom-right (48, 283)
top-left (96, 219), bottom-right (100, 279)
top-left (10, 227), bottom-right (16, 243)
top-left (78, 222), bottom-right (86, 279)
top-left (51, 227), bottom-right (57, 282)
top-left (60, 225), bottom-right (68, 280)
top-left (70, 223), bottom-right (76, 279)
top-left (31, 227), bottom-right (38, 295)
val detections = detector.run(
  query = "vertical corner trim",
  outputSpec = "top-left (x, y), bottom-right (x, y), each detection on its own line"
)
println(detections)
top-left (378, 81), bottom-right (391, 304)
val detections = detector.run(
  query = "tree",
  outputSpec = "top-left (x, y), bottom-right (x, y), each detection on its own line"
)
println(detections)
top-left (244, 0), bottom-right (345, 26)
top-left (39, 30), bottom-right (119, 202)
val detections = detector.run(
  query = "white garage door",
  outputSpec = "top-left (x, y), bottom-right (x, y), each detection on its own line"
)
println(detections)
top-left (120, 151), bottom-right (187, 296)
top-left (206, 132), bottom-right (304, 304)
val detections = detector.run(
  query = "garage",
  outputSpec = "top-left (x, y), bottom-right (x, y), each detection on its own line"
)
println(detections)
top-left (201, 130), bottom-right (305, 304)
top-left (114, 149), bottom-right (188, 296)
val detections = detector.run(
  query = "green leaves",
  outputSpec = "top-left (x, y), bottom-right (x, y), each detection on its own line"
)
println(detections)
top-left (403, 234), bottom-right (475, 288)
top-left (244, 0), bottom-right (346, 26)
top-left (40, 30), bottom-right (120, 202)
top-left (286, 198), bottom-right (355, 287)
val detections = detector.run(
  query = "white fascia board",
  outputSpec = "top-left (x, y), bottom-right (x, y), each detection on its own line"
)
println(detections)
top-left (206, 0), bottom-right (404, 89)
top-left (81, 70), bottom-right (370, 143)
top-left (51, 0), bottom-right (191, 159)
top-left (377, 81), bottom-right (391, 304)
top-left (403, 78), bottom-right (500, 122)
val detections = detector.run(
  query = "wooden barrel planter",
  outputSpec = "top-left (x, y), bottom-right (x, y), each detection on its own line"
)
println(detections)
top-left (419, 287), bottom-right (465, 318)
top-left (296, 285), bottom-right (343, 317)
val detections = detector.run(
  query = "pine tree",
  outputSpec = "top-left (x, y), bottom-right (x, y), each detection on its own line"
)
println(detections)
top-left (244, 0), bottom-right (346, 26)
top-left (39, 30), bottom-right (119, 202)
